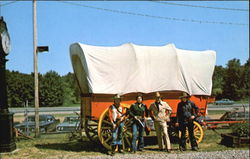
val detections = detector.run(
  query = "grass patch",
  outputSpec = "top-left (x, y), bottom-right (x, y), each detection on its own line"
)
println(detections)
top-left (234, 100), bottom-right (249, 104)
top-left (208, 110), bottom-right (226, 115)
top-left (61, 103), bottom-right (81, 107)
top-left (1, 128), bottom-right (248, 158)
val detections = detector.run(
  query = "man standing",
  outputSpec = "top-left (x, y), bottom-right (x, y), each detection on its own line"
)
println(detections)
top-left (175, 92), bottom-right (199, 151)
top-left (149, 92), bottom-right (172, 152)
top-left (129, 94), bottom-right (148, 153)
top-left (108, 94), bottom-right (126, 156)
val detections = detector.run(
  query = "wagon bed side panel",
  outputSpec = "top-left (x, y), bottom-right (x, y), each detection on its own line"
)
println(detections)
top-left (86, 93), bottom-right (209, 119)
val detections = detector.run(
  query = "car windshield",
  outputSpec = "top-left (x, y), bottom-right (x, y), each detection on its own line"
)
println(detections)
top-left (26, 116), bottom-right (47, 122)
top-left (27, 116), bottom-right (35, 122)
top-left (64, 117), bottom-right (78, 122)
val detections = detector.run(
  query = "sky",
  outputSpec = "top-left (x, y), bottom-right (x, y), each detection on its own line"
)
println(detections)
top-left (0, 0), bottom-right (249, 76)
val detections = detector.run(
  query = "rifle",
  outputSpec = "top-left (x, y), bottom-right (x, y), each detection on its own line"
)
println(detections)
top-left (134, 117), bottom-right (145, 128)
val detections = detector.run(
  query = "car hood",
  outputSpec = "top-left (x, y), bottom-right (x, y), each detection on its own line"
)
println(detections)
top-left (57, 122), bottom-right (79, 127)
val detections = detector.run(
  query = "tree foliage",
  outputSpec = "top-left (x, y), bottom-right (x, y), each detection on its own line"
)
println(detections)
top-left (6, 70), bottom-right (80, 107)
top-left (223, 59), bottom-right (245, 100)
top-left (61, 72), bottom-right (80, 105)
top-left (39, 71), bottom-right (64, 107)
top-left (6, 70), bottom-right (34, 107)
top-left (5, 58), bottom-right (249, 107)
top-left (212, 66), bottom-right (225, 99)
top-left (212, 58), bottom-right (249, 100)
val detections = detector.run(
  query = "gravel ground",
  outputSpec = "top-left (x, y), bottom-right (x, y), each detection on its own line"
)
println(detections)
top-left (45, 150), bottom-right (249, 159)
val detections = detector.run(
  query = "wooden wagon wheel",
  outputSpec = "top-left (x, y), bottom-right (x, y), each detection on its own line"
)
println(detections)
top-left (85, 117), bottom-right (99, 143)
top-left (178, 121), bottom-right (204, 144)
top-left (98, 104), bottom-right (132, 150)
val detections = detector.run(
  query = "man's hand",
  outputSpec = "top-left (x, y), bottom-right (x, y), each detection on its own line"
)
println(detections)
top-left (175, 122), bottom-right (179, 127)
top-left (190, 115), bottom-right (195, 120)
top-left (112, 123), bottom-right (116, 130)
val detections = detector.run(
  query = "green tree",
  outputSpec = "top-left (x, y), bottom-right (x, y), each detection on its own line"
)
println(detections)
top-left (39, 71), bottom-right (64, 106)
top-left (212, 66), bottom-right (226, 99)
top-left (61, 72), bottom-right (80, 105)
top-left (240, 59), bottom-right (250, 99)
top-left (6, 70), bottom-right (34, 107)
top-left (223, 59), bottom-right (243, 100)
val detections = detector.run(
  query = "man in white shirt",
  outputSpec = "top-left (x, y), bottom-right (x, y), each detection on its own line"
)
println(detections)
top-left (149, 92), bottom-right (172, 152)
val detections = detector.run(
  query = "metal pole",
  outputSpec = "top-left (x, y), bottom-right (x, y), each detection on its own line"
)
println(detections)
top-left (33, 0), bottom-right (39, 137)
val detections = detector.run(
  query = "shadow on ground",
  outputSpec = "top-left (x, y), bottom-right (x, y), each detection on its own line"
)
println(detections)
top-left (35, 139), bottom-right (106, 153)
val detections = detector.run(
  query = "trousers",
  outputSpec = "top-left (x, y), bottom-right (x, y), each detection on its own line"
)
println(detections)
top-left (154, 121), bottom-right (171, 150)
top-left (111, 122), bottom-right (124, 146)
top-left (131, 120), bottom-right (144, 151)
top-left (179, 121), bottom-right (198, 148)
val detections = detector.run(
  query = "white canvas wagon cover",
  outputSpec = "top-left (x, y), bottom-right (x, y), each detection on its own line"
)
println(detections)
top-left (70, 43), bottom-right (216, 96)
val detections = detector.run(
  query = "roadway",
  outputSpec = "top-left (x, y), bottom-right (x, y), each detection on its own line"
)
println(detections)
top-left (9, 103), bottom-right (249, 116)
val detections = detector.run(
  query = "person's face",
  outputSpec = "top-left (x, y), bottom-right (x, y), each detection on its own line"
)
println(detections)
top-left (155, 96), bottom-right (161, 102)
top-left (181, 97), bottom-right (188, 102)
top-left (114, 99), bottom-right (121, 106)
top-left (137, 96), bottom-right (143, 103)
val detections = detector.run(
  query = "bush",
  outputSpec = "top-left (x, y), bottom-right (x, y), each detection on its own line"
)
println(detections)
top-left (230, 123), bottom-right (250, 137)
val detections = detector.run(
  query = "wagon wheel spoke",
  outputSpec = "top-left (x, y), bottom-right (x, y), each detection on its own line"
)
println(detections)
top-left (103, 135), bottom-right (112, 143)
top-left (123, 129), bottom-right (132, 137)
top-left (102, 120), bottom-right (112, 126)
top-left (194, 127), bottom-right (199, 131)
top-left (195, 136), bottom-right (200, 140)
top-left (193, 121), bottom-right (204, 144)
top-left (87, 124), bottom-right (98, 126)
top-left (90, 133), bottom-right (98, 138)
top-left (123, 134), bottom-right (131, 147)
top-left (88, 128), bottom-right (98, 133)
top-left (102, 126), bottom-right (112, 130)
top-left (85, 118), bottom-right (99, 143)
top-left (98, 108), bottom-right (113, 150)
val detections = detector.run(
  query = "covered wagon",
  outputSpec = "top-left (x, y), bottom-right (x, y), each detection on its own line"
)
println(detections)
top-left (69, 42), bottom-right (216, 150)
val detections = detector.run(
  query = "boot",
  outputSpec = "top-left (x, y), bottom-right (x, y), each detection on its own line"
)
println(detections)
top-left (118, 145), bottom-right (124, 153)
top-left (111, 145), bottom-right (116, 156)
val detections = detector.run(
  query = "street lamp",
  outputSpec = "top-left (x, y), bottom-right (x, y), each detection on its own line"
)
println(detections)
top-left (0, 16), bottom-right (16, 152)
top-left (37, 46), bottom-right (49, 53)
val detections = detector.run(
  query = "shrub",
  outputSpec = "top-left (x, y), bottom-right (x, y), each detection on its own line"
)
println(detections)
top-left (230, 123), bottom-right (250, 137)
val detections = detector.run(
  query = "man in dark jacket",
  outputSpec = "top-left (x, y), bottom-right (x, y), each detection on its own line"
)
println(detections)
top-left (129, 94), bottom-right (148, 153)
top-left (175, 92), bottom-right (199, 151)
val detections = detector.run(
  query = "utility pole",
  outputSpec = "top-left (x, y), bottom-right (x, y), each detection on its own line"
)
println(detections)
top-left (33, 0), bottom-right (39, 138)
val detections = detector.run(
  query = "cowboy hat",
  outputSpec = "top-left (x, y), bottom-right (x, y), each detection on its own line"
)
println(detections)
top-left (113, 94), bottom-right (121, 99)
top-left (179, 92), bottom-right (191, 98)
top-left (155, 92), bottom-right (161, 98)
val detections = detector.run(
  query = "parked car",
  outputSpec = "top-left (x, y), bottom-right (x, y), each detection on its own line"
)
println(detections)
top-left (214, 99), bottom-right (234, 105)
top-left (15, 114), bottom-right (60, 133)
top-left (56, 116), bottom-right (80, 132)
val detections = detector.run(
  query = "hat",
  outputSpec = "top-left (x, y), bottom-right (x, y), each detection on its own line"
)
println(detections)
top-left (179, 92), bottom-right (191, 99)
top-left (155, 92), bottom-right (161, 98)
top-left (114, 94), bottom-right (121, 99)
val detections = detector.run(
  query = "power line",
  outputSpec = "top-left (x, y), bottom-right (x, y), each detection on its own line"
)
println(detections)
top-left (0, 1), bottom-right (19, 7)
top-left (58, 1), bottom-right (248, 26)
top-left (152, 1), bottom-right (249, 12)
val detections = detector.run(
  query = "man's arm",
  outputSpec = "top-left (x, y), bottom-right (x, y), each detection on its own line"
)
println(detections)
top-left (191, 102), bottom-right (199, 117)
top-left (165, 102), bottom-right (172, 115)
top-left (128, 104), bottom-right (135, 117)
top-left (144, 104), bottom-right (149, 118)
top-left (175, 103), bottom-right (181, 126)
top-left (121, 107), bottom-right (127, 121)
top-left (108, 106), bottom-right (114, 124)
top-left (149, 104), bottom-right (155, 120)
